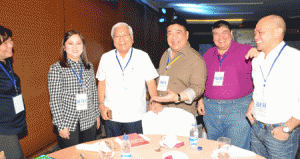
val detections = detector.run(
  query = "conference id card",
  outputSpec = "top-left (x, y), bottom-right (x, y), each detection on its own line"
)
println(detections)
top-left (76, 93), bottom-right (88, 110)
top-left (253, 92), bottom-right (266, 117)
top-left (254, 100), bottom-right (267, 117)
top-left (157, 75), bottom-right (169, 91)
top-left (13, 94), bottom-right (25, 114)
top-left (213, 71), bottom-right (225, 86)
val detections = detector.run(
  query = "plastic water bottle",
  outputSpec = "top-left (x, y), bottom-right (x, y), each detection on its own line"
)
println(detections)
top-left (121, 134), bottom-right (132, 159)
top-left (189, 122), bottom-right (199, 150)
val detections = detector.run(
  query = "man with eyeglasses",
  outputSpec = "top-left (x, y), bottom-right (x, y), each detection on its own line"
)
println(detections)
top-left (96, 22), bottom-right (158, 137)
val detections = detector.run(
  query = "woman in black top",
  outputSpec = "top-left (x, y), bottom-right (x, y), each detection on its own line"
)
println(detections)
top-left (48, 30), bottom-right (100, 149)
top-left (0, 26), bottom-right (27, 159)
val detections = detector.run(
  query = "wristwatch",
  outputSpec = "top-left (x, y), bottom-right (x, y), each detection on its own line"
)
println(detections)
top-left (175, 93), bottom-right (181, 103)
top-left (282, 125), bottom-right (291, 133)
top-left (177, 94), bottom-right (181, 102)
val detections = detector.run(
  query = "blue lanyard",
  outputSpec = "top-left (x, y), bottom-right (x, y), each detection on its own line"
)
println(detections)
top-left (115, 48), bottom-right (133, 76)
top-left (0, 60), bottom-right (17, 91)
top-left (70, 64), bottom-right (83, 86)
top-left (218, 54), bottom-right (227, 65)
top-left (260, 44), bottom-right (286, 87)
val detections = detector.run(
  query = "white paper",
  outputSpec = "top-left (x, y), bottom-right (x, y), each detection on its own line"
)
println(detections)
top-left (76, 142), bottom-right (99, 152)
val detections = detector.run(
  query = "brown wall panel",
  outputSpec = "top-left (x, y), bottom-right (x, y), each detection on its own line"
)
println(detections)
top-left (0, 0), bottom-right (64, 157)
top-left (64, 0), bottom-right (119, 72)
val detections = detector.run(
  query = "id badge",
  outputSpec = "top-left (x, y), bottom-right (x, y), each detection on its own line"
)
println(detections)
top-left (13, 94), bottom-right (25, 114)
top-left (76, 93), bottom-right (88, 110)
top-left (213, 71), bottom-right (225, 86)
top-left (157, 75), bottom-right (169, 91)
top-left (254, 92), bottom-right (266, 117)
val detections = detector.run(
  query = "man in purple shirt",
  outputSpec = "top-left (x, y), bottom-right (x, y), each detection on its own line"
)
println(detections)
top-left (197, 20), bottom-right (255, 150)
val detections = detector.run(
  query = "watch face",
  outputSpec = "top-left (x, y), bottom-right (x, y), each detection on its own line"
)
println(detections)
top-left (283, 126), bottom-right (290, 133)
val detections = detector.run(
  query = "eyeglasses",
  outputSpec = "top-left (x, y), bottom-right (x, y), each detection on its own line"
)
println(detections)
top-left (114, 34), bottom-right (131, 40)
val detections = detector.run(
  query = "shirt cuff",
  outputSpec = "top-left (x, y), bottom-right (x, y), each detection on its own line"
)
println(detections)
top-left (183, 88), bottom-right (196, 104)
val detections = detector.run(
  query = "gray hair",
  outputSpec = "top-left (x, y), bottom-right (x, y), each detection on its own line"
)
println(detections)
top-left (111, 22), bottom-right (134, 39)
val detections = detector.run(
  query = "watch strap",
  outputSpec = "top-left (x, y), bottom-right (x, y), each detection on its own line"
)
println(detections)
top-left (177, 94), bottom-right (181, 102)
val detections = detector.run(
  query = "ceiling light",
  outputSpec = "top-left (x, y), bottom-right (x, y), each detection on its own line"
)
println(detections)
top-left (171, 2), bottom-right (263, 7)
top-left (159, 18), bottom-right (166, 23)
top-left (186, 19), bottom-right (243, 24)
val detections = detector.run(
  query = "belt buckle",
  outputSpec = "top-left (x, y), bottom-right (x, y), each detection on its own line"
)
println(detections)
top-left (268, 123), bottom-right (282, 130)
top-left (263, 123), bottom-right (268, 129)
top-left (269, 124), bottom-right (274, 130)
top-left (259, 122), bottom-right (266, 129)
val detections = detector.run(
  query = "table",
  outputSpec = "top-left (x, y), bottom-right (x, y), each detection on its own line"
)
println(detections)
top-left (48, 135), bottom-right (265, 159)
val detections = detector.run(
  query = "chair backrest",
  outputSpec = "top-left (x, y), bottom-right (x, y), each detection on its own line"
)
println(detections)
top-left (142, 107), bottom-right (196, 137)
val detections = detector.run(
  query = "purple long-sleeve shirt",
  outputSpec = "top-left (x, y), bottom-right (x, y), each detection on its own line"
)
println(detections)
top-left (203, 41), bottom-right (253, 100)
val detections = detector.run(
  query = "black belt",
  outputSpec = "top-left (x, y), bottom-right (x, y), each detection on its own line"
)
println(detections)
top-left (257, 121), bottom-right (284, 130)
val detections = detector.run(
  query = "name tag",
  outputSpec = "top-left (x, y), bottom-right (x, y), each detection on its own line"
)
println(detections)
top-left (76, 93), bottom-right (87, 110)
top-left (254, 90), bottom-right (266, 117)
top-left (157, 75), bottom-right (169, 91)
top-left (13, 94), bottom-right (25, 114)
top-left (254, 101), bottom-right (267, 117)
top-left (213, 71), bottom-right (225, 86)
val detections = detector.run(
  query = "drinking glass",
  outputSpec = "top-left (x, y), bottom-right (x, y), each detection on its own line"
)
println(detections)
top-left (217, 137), bottom-right (231, 159)
top-left (98, 140), bottom-right (114, 159)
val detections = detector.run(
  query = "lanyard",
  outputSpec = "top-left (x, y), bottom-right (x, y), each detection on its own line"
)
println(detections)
top-left (0, 60), bottom-right (18, 92)
top-left (218, 54), bottom-right (227, 70)
top-left (115, 48), bottom-right (133, 76)
top-left (70, 64), bottom-right (83, 86)
top-left (165, 52), bottom-right (182, 75)
top-left (259, 44), bottom-right (286, 87)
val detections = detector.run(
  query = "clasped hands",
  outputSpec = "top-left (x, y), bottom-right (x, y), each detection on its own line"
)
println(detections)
top-left (59, 116), bottom-right (100, 139)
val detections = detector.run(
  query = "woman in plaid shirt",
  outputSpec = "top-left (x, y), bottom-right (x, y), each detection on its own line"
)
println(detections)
top-left (48, 30), bottom-right (100, 149)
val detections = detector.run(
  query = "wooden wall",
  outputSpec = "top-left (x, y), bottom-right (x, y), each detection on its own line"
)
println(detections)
top-left (0, 0), bottom-right (165, 157)
top-left (0, 0), bottom-right (64, 157)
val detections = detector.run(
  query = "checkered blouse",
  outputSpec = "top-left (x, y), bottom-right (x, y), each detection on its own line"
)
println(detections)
top-left (48, 59), bottom-right (100, 132)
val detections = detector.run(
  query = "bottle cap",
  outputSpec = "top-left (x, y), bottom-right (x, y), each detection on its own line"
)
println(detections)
top-left (123, 134), bottom-right (129, 140)
top-left (197, 146), bottom-right (203, 151)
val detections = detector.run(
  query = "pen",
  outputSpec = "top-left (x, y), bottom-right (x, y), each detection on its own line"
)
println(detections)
top-left (80, 153), bottom-right (85, 159)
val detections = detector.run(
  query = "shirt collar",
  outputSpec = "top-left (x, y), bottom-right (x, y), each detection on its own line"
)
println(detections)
top-left (67, 58), bottom-right (83, 66)
top-left (213, 40), bottom-right (236, 56)
top-left (116, 47), bottom-right (133, 62)
top-left (0, 58), bottom-right (11, 65)
top-left (168, 42), bottom-right (191, 57)
top-left (258, 41), bottom-right (286, 61)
